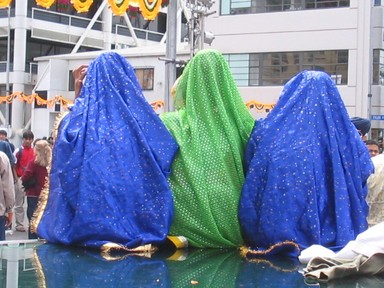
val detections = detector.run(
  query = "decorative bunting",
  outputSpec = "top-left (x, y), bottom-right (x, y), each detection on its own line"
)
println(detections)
top-left (0, 92), bottom-right (72, 108)
top-left (71, 0), bottom-right (93, 13)
top-left (138, 0), bottom-right (163, 20)
top-left (1, 92), bottom-right (71, 108)
top-left (31, 0), bottom-right (167, 19)
top-left (246, 100), bottom-right (275, 113)
top-left (0, 94), bottom-right (275, 113)
top-left (108, 0), bottom-right (130, 16)
top-left (0, 92), bottom-right (167, 113)
top-left (0, 0), bottom-right (12, 9)
top-left (150, 100), bottom-right (164, 111)
top-left (36, 0), bottom-right (56, 8)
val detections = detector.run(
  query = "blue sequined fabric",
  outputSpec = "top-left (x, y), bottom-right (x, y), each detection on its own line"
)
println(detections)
top-left (36, 52), bottom-right (178, 248)
top-left (239, 71), bottom-right (373, 254)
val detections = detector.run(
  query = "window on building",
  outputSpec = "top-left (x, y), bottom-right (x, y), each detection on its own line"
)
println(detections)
top-left (222, 0), bottom-right (350, 15)
top-left (35, 90), bottom-right (47, 109)
top-left (135, 68), bottom-right (154, 90)
top-left (0, 33), bottom-right (14, 73)
top-left (373, 49), bottom-right (384, 85)
top-left (224, 50), bottom-right (348, 86)
top-left (68, 70), bottom-right (75, 91)
top-left (223, 54), bottom-right (250, 86)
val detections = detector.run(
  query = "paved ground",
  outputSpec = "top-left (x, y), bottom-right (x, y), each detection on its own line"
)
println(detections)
top-left (5, 199), bottom-right (29, 241)
top-left (6, 229), bottom-right (28, 241)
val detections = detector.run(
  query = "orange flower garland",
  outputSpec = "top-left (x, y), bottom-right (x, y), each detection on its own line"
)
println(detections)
top-left (0, 92), bottom-right (168, 113)
top-left (138, 0), bottom-right (163, 20)
top-left (0, 92), bottom-right (73, 109)
top-left (36, 0), bottom-right (56, 9)
top-left (246, 100), bottom-right (275, 113)
top-left (71, 0), bottom-right (93, 13)
top-left (0, 0), bottom-right (12, 8)
top-left (108, 0), bottom-right (131, 16)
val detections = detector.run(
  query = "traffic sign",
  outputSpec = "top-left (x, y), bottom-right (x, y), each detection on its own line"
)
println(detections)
top-left (371, 115), bottom-right (384, 120)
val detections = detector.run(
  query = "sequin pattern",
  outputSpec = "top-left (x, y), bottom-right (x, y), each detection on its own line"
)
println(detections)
top-left (239, 71), bottom-right (373, 253)
top-left (161, 49), bottom-right (255, 248)
top-left (35, 52), bottom-right (178, 249)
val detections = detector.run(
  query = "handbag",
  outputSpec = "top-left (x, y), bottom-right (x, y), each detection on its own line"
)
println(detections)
top-left (22, 177), bottom-right (37, 189)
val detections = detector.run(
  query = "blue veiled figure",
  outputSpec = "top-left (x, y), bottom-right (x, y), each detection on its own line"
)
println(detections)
top-left (34, 52), bottom-right (178, 250)
top-left (239, 71), bottom-right (373, 256)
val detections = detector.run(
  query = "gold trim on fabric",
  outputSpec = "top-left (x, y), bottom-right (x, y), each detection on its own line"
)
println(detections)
top-left (243, 257), bottom-right (299, 273)
top-left (33, 248), bottom-right (47, 288)
top-left (30, 112), bottom-right (67, 233)
top-left (30, 173), bottom-right (49, 234)
top-left (100, 243), bottom-right (156, 259)
top-left (239, 241), bottom-right (300, 258)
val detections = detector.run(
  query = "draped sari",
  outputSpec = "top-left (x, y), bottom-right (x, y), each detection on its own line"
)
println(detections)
top-left (239, 71), bottom-right (373, 256)
top-left (160, 49), bottom-right (255, 248)
top-left (33, 52), bottom-right (178, 251)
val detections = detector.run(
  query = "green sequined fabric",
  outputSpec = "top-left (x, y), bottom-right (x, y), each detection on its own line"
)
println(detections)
top-left (160, 49), bottom-right (255, 248)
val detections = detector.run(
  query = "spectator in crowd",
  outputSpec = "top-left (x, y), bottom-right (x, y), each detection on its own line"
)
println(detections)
top-left (366, 152), bottom-right (384, 227)
top-left (351, 117), bottom-right (371, 140)
top-left (13, 130), bottom-right (35, 232)
top-left (364, 139), bottom-right (380, 158)
top-left (0, 129), bottom-right (15, 152)
top-left (22, 140), bottom-right (51, 239)
top-left (0, 151), bottom-right (14, 240)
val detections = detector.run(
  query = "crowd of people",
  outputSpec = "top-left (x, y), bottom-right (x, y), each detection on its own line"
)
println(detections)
top-left (0, 129), bottom-right (52, 240)
top-left (0, 50), bottom-right (382, 266)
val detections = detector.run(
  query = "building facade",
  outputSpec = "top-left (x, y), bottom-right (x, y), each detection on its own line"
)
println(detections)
top-left (206, 0), bottom-right (384, 141)
top-left (0, 0), bottom-right (170, 144)
top-left (1, 0), bottom-right (384, 144)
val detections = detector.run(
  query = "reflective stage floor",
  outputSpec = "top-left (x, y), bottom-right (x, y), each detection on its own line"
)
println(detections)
top-left (1, 240), bottom-right (383, 287)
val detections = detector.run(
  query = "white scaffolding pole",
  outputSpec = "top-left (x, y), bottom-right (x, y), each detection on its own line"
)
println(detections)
top-left (164, 0), bottom-right (178, 112)
top-left (71, 0), bottom-right (108, 54)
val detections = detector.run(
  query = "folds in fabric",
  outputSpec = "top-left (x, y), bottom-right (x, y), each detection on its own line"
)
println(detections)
top-left (239, 70), bottom-right (373, 255)
top-left (34, 52), bottom-right (178, 249)
top-left (304, 253), bottom-right (384, 282)
top-left (160, 49), bottom-right (255, 248)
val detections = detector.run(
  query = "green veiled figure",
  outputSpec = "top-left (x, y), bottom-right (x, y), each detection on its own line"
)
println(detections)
top-left (160, 49), bottom-right (255, 248)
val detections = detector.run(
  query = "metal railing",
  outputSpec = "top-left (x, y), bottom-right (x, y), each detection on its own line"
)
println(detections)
top-left (230, 0), bottom-right (349, 15)
top-left (0, 61), bottom-right (12, 73)
top-left (32, 8), bottom-right (103, 31)
top-left (114, 24), bottom-right (164, 47)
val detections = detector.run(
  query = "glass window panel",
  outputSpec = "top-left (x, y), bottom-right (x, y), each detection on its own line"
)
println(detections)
top-left (135, 68), bottom-right (154, 90)
top-left (228, 0), bottom-right (349, 15)
top-left (225, 50), bottom-right (348, 86)
top-left (224, 53), bottom-right (250, 86)
top-left (221, 0), bottom-right (231, 15)
top-left (236, 79), bottom-right (250, 86)
top-left (232, 0), bottom-right (252, 8)
top-left (68, 70), bottom-right (74, 91)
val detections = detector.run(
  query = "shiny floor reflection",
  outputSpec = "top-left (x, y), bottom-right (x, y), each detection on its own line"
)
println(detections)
top-left (1, 241), bottom-right (383, 287)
